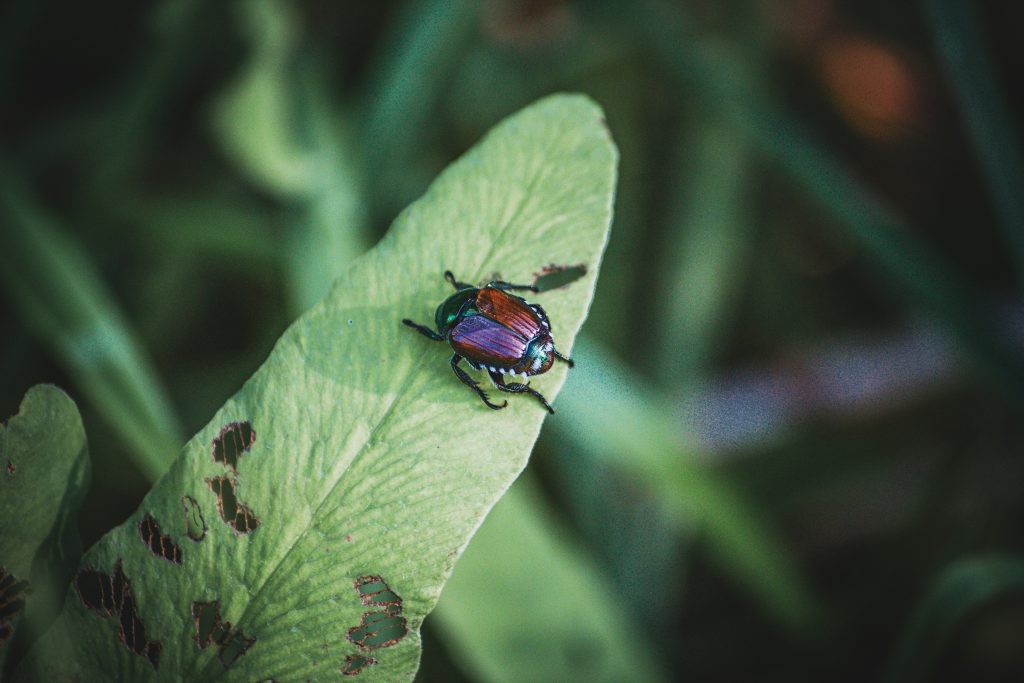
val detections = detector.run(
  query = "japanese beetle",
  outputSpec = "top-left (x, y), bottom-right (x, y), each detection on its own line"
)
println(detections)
top-left (402, 271), bottom-right (574, 414)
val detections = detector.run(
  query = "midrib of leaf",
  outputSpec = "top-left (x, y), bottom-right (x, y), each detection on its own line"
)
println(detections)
top-left (196, 127), bottom-right (585, 681)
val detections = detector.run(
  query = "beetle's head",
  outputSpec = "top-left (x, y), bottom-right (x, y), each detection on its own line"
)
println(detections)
top-left (524, 336), bottom-right (555, 375)
top-left (434, 288), bottom-right (478, 334)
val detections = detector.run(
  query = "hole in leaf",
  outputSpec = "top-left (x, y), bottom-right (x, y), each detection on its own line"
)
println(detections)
top-left (181, 495), bottom-right (208, 542)
top-left (354, 575), bottom-right (402, 609)
top-left (211, 421), bottom-right (256, 472)
top-left (191, 600), bottom-right (256, 667)
top-left (219, 630), bottom-right (257, 667)
top-left (532, 263), bottom-right (587, 291)
top-left (192, 600), bottom-right (222, 648)
top-left (341, 653), bottom-right (378, 676)
top-left (138, 514), bottom-right (183, 564)
top-left (206, 476), bottom-right (260, 534)
top-left (347, 575), bottom-right (407, 651)
top-left (347, 610), bottom-right (408, 650)
top-left (74, 561), bottom-right (161, 668)
top-left (0, 566), bottom-right (29, 644)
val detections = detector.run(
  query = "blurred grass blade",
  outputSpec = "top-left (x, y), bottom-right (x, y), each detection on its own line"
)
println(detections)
top-left (546, 450), bottom-right (685, 652)
top-left (362, 0), bottom-right (481, 214)
top-left (91, 0), bottom-right (205, 191)
top-left (434, 474), bottom-right (667, 683)
top-left (884, 555), bottom-right (1024, 683)
top-left (613, 0), bottom-right (1024, 405)
top-left (0, 170), bottom-right (181, 481)
top-left (213, 0), bottom-right (369, 313)
top-left (285, 58), bottom-right (370, 313)
top-left (115, 194), bottom-right (281, 269)
top-left (656, 119), bottom-right (754, 384)
top-left (112, 194), bottom-right (282, 355)
top-left (578, 62), bottom-right (653, 354)
top-left (0, 385), bottom-right (90, 678)
top-left (213, 0), bottom-right (309, 197)
top-left (552, 337), bottom-right (822, 631)
top-left (923, 0), bottom-right (1024, 277)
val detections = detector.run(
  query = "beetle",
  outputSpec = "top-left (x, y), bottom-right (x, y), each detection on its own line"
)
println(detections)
top-left (401, 271), bottom-right (574, 413)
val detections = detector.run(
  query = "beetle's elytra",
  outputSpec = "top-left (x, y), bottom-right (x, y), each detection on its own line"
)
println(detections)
top-left (401, 271), bottom-right (574, 413)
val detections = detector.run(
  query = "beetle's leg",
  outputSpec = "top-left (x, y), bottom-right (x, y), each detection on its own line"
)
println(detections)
top-left (553, 349), bottom-right (575, 368)
top-left (489, 278), bottom-right (539, 293)
top-left (452, 355), bottom-right (507, 410)
top-left (444, 271), bottom-right (475, 290)
top-left (489, 371), bottom-right (554, 414)
top-left (402, 319), bottom-right (444, 342)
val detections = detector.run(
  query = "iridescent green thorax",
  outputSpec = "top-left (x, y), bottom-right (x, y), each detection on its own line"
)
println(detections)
top-left (434, 288), bottom-right (478, 334)
top-left (523, 336), bottom-right (555, 375)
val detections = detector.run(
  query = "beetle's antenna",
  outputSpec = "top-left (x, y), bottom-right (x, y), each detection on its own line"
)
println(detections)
top-left (444, 271), bottom-right (473, 290)
top-left (489, 278), bottom-right (539, 293)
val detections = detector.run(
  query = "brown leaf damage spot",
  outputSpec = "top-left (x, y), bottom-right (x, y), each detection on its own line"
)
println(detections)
top-left (532, 263), bottom-right (587, 291)
top-left (74, 561), bottom-right (161, 668)
top-left (0, 566), bottom-right (29, 644)
top-left (192, 600), bottom-right (228, 649)
top-left (205, 476), bottom-right (260, 535)
top-left (346, 575), bottom-right (407, 655)
top-left (211, 421), bottom-right (256, 472)
top-left (138, 514), bottom-right (183, 564)
top-left (341, 654), bottom-right (378, 676)
top-left (182, 495), bottom-right (207, 542)
top-left (354, 575), bottom-right (402, 609)
top-left (191, 600), bottom-right (256, 667)
top-left (347, 610), bottom-right (408, 650)
top-left (5, 461), bottom-right (14, 476)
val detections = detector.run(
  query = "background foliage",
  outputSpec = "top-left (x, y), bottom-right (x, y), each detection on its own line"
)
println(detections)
top-left (2, 0), bottom-right (1024, 680)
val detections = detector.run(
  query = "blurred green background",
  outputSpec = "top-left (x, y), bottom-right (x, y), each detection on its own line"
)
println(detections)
top-left (3, 0), bottom-right (1024, 680)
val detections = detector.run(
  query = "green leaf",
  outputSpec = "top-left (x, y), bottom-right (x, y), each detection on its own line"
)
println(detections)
top-left (16, 93), bottom-right (617, 682)
top-left (0, 170), bottom-right (182, 481)
top-left (0, 385), bottom-right (90, 675)
top-left (433, 474), bottom-right (667, 683)
top-left (884, 555), bottom-right (1024, 683)
top-left (552, 337), bottom-right (823, 631)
